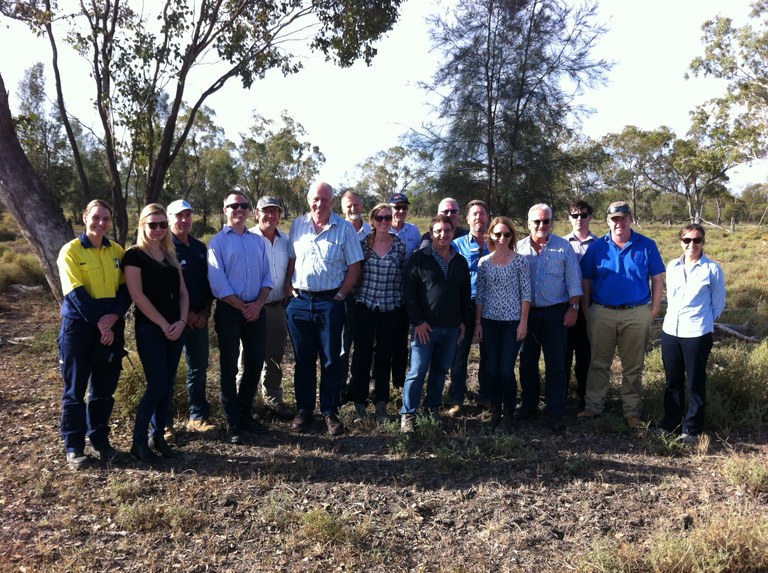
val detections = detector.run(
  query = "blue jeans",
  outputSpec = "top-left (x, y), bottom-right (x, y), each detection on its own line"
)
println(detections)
top-left (215, 302), bottom-right (267, 427)
top-left (351, 304), bottom-right (397, 404)
top-left (481, 318), bottom-right (522, 414)
top-left (661, 331), bottom-right (713, 435)
top-left (286, 292), bottom-right (345, 415)
top-left (59, 317), bottom-right (125, 452)
top-left (401, 326), bottom-right (461, 415)
top-left (519, 304), bottom-right (568, 415)
top-left (183, 325), bottom-right (211, 420)
top-left (133, 320), bottom-right (186, 444)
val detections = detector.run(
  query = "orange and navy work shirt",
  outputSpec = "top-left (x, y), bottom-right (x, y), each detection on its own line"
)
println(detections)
top-left (57, 233), bottom-right (131, 324)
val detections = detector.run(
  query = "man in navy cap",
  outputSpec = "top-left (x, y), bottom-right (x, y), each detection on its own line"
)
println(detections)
top-left (167, 199), bottom-right (215, 436)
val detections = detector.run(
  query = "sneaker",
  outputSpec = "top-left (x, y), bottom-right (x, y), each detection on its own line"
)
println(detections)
top-left (291, 411), bottom-right (313, 432)
top-left (164, 424), bottom-right (177, 444)
top-left (400, 414), bottom-right (416, 434)
top-left (626, 416), bottom-right (642, 429)
top-left (324, 414), bottom-right (345, 436)
top-left (270, 403), bottom-right (294, 421)
top-left (66, 450), bottom-right (91, 470)
top-left (374, 401), bottom-right (389, 424)
top-left (678, 433), bottom-right (699, 445)
top-left (447, 404), bottom-right (463, 417)
top-left (353, 403), bottom-right (368, 423)
top-left (186, 418), bottom-right (216, 433)
top-left (92, 444), bottom-right (118, 462)
top-left (577, 409), bottom-right (600, 420)
top-left (226, 425), bottom-right (244, 445)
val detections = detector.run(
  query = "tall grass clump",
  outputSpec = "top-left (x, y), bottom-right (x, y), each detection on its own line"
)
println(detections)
top-left (577, 508), bottom-right (768, 573)
top-left (0, 246), bottom-right (47, 291)
top-left (707, 341), bottom-right (768, 432)
top-left (722, 455), bottom-right (768, 494)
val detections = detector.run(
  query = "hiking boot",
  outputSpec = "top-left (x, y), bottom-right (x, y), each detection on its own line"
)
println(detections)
top-left (374, 401), bottom-right (389, 424)
top-left (130, 441), bottom-right (159, 463)
top-left (66, 450), bottom-right (91, 470)
top-left (92, 444), bottom-right (118, 462)
top-left (149, 435), bottom-right (177, 458)
top-left (186, 418), bottom-right (216, 433)
top-left (353, 403), bottom-right (368, 423)
top-left (626, 416), bottom-right (642, 429)
top-left (577, 409), bottom-right (600, 421)
top-left (291, 411), bottom-right (313, 432)
top-left (324, 414), bottom-right (345, 436)
top-left (226, 425), bottom-right (244, 445)
top-left (447, 404), bottom-right (463, 417)
top-left (400, 414), bottom-right (416, 434)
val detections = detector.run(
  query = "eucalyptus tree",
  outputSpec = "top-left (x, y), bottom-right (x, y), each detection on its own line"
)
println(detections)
top-left (0, 0), bottom-right (403, 246)
top-left (351, 145), bottom-right (431, 204)
top-left (413, 0), bottom-right (609, 215)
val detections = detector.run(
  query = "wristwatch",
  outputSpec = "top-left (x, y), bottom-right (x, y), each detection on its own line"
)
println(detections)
top-left (570, 303), bottom-right (580, 310)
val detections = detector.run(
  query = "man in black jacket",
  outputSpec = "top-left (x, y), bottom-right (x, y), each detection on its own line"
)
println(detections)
top-left (400, 215), bottom-right (472, 433)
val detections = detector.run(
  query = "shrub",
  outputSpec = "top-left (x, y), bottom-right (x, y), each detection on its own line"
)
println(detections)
top-left (722, 455), bottom-right (768, 494)
top-left (0, 247), bottom-right (47, 291)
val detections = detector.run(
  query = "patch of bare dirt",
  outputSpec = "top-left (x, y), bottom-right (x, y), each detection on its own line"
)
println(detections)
top-left (1, 290), bottom-right (766, 572)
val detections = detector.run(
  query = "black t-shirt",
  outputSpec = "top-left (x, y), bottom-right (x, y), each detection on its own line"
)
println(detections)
top-left (123, 247), bottom-right (181, 324)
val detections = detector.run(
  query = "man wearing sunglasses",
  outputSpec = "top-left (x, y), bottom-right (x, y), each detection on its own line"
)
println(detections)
top-left (578, 201), bottom-right (665, 429)
top-left (207, 191), bottom-right (274, 444)
top-left (286, 181), bottom-right (364, 436)
top-left (517, 203), bottom-right (583, 432)
top-left (419, 197), bottom-right (469, 249)
top-left (563, 200), bottom-right (597, 411)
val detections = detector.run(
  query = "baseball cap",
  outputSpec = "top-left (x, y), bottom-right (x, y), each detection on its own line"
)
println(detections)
top-left (607, 201), bottom-right (631, 217)
top-left (257, 196), bottom-right (283, 211)
top-left (167, 199), bottom-right (193, 215)
top-left (387, 192), bottom-right (410, 205)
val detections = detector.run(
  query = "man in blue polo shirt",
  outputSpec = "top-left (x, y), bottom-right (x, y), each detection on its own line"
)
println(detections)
top-left (578, 201), bottom-right (665, 428)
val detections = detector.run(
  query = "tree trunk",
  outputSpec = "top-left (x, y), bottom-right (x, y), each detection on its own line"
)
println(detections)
top-left (0, 73), bottom-right (73, 304)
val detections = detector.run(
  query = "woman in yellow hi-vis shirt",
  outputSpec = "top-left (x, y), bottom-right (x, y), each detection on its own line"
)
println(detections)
top-left (57, 200), bottom-right (130, 469)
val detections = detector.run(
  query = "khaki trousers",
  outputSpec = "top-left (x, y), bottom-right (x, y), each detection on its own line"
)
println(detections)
top-left (584, 304), bottom-right (652, 418)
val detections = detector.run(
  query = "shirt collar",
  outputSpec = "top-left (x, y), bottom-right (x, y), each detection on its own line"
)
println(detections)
top-left (78, 232), bottom-right (111, 248)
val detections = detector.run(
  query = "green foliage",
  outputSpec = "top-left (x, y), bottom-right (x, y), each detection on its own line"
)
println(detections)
top-left (0, 245), bottom-right (47, 291)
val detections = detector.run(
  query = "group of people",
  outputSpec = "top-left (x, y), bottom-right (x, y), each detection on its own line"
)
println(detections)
top-left (56, 185), bottom-right (725, 469)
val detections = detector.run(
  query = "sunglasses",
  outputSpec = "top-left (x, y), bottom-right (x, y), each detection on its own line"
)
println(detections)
top-left (607, 204), bottom-right (631, 216)
top-left (681, 237), bottom-right (703, 245)
top-left (393, 205), bottom-right (409, 211)
top-left (531, 219), bottom-right (551, 226)
top-left (570, 212), bottom-right (590, 219)
top-left (226, 202), bottom-right (250, 210)
top-left (374, 214), bottom-right (393, 223)
top-left (146, 221), bottom-right (168, 230)
top-left (441, 209), bottom-right (459, 215)
top-left (492, 232), bottom-right (512, 239)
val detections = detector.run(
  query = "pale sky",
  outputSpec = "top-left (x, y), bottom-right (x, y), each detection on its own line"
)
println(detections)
top-left (0, 0), bottom-right (763, 192)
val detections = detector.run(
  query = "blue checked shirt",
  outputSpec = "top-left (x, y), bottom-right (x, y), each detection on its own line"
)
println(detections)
top-left (517, 233), bottom-right (582, 307)
top-left (357, 236), bottom-right (407, 312)
top-left (289, 213), bottom-right (364, 291)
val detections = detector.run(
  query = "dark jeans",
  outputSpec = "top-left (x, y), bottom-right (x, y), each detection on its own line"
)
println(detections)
top-left (565, 307), bottom-right (590, 407)
top-left (339, 294), bottom-right (357, 388)
top-left (215, 302), bottom-right (267, 428)
top-left (133, 320), bottom-right (186, 444)
top-left (661, 331), bottom-right (713, 435)
top-left (286, 292), bottom-right (345, 415)
top-left (350, 304), bottom-right (397, 404)
top-left (183, 325), bottom-right (211, 420)
top-left (59, 317), bottom-right (125, 452)
top-left (519, 303), bottom-right (568, 415)
top-left (390, 306), bottom-right (410, 387)
top-left (481, 318), bottom-right (522, 414)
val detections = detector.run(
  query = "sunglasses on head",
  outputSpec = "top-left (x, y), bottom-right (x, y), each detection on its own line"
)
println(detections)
top-left (374, 214), bottom-right (393, 223)
top-left (226, 202), bottom-right (250, 210)
top-left (531, 219), bottom-right (551, 226)
top-left (681, 237), bottom-right (703, 245)
top-left (492, 231), bottom-right (512, 239)
top-left (146, 221), bottom-right (168, 230)
top-left (441, 209), bottom-right (459, 215)
top-left (570, 212), bottom-right (590, 219)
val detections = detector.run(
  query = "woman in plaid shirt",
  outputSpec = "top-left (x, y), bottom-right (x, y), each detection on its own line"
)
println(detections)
top-left (350, 203), bottom-right (407, 423)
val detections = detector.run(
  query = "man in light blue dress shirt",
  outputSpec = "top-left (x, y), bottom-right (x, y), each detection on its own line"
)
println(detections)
top-left (516, 203), bottom-right (582, 431)
top-left (287, 182), bottom-right (364, 436)
top-left (208, 191), bottom-right (273, 444)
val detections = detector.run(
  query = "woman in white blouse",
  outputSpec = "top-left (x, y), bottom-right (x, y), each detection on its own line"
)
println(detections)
top-left (660, 224), bottom-right (725, 444)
